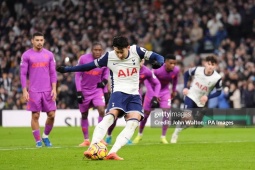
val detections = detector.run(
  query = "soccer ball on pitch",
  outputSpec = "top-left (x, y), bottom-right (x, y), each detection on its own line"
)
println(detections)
top-left (88, 142), bottom-right (108, 160)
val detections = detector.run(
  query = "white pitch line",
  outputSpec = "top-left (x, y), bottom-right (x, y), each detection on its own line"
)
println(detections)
top-left (0, 140), bottom-right (254, 151)
top-left (0, 146), bottom-right (80, 151)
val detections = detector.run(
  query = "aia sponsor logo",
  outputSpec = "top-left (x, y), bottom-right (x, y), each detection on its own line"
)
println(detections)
top-left (195, 82), bottom-right (208, 91)
top-left (118, 68), bottom-right (138, 77)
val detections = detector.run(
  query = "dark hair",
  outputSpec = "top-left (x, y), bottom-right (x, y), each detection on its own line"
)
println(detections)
top-left (205, 55), bottom-right (218, 64)
top-left (92, 42), bottom-right (102, 48)
top-left (165, 54), bottom-right (176, 60)
top-left (112, 36), bottom-right (129, 49)
top-left (32, 32), bottom-right (44, 39)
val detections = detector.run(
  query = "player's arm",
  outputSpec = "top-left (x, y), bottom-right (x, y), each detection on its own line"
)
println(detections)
top-left (20, 54), bottom-right (29, 101)
top-left (208, 79), bottom-right (222, 99)
top-left (75, 57), bottom-right (84, 91)
top-left (49, 54), bottom-right (57, 101)
top-left (171, 69), bottom-right (179, 98)
top-left (57, 53), bottom-right (109, 73)
top-left (172, 70), bottom-right (179, 92)
top-left (75, 58), bottom-right (84, 104)
top-left (97, 67), bottom-right (109, 89)
top-left (144, 80), bottom-right (160, 108)
top-left (184, 67), bottom-right (197, 88)
top-left (183, 67), bottom-right (196, 96)
top-left (147, 72), bottom-right (161, 97)
top-left (100, 68), bottom-right (110, 104)
top-left (136, 46), bottom-right (164, 69)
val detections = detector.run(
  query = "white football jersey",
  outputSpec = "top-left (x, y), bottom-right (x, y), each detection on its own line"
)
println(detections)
top-left (187, 67), bottom-right (222, 107)
top-left (94, 45), bottom-right (152, 95)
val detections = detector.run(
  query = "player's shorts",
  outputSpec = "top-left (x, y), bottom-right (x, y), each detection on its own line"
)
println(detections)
top-left (183, 96), bottom-right (204, 119)
top-left (143, 94), bottom-right (154, 112)
top-left (106, 92), bottom-right (143, 118)
top-left (159, 92), bottom-right (171, 109)
top-left (79, 90), bottom-right (105, 113)
top-left (184, 96), bottom-right (200, 109)
top-left (27, 91), bottom-right (56, 112)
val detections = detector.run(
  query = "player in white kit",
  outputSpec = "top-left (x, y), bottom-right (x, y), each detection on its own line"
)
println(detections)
top-left (171, 55), bottom-right (222, 143)
top-left (57, 36), bottom-right (164, 160)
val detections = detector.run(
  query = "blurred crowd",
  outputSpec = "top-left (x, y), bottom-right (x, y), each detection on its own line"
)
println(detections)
top-left (1, 0), bottom-right (255, 111)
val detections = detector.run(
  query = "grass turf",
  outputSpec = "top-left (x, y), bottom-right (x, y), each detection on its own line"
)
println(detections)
top-left (0, 127), bottom-right (254, 170)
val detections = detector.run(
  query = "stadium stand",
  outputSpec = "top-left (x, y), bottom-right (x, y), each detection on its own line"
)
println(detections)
top-left (0, 0), bottom-right (255, 111)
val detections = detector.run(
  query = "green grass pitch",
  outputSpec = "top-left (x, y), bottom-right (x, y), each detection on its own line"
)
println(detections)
top-left (0, 127), bottom-right (254, 170)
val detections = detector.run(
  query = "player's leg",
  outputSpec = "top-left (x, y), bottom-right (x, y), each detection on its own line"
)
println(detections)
top-left (42, 91), bottom-right (57, 147)
top-left (93, 92), bottom-right (108, 145)
top-left (28, 91), bottom-right (42, 147)
top-left (105, 95), bottom-right (142, 160)
top-left (78, 94), bottom-right (93, 146)
top-left (106, 112), bottom-right (141, 160)
top-left (133, 110), bottom-right (150, 144)
top-left (159, 93), bottom-right (171, 144)
top-left (95, 106), bottom-right (108, 145)
top-left (42, 110), bottom-right (55, 147)
top-left (84, 92), bottom-right (124, 159)
top-left (31, 112), bottom-right (42, 147)
top-left (79, 111), bottom-right (90, 146)
top-left (105, 119), bottom-right (117, 145)
top-left (133, 94), bottom-right (152, 144)
top-left (84, 110), bottom-right (119, 159)
top-left (93, 92), bottom-right (106, 122)
top-left (171, 96), bottom-right (195, 143)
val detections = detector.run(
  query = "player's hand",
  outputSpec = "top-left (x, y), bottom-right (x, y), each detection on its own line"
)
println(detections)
top-left (22, 89), bottom-right (29, 102)
top-left (150, 96), bottom-right (160, 108)
top-left (97, 79), bottom-right (108, 88)
top-left (183, 88), bottom-right (189, 96)
top-left (200, 95), bottom-right (208, 105)
top-left (51, 89), bottom-right (57, 101)
top-left (56, 66), bottom-right (67, 73)
top-left (151, 61), bottom-right (162, 69)
top-left (171, 91), bottom-right (177, 99)
top-left (77, 91), bottom-right (84, 104)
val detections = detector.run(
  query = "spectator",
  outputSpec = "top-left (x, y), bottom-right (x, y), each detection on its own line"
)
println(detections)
top-left (229, 83), bottom-right (241, 108)
top-left (218, 87), bottom-right (230, 109)
top-left (189, 20), bottom-right (203, 54)
top-left (0, 0), bottom-right (255, 110)
top-left (243, 82), bottom-right (255, 108)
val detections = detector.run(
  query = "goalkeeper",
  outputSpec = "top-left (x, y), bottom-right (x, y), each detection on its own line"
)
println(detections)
top-left (75, 42), bottom-right (109, 147)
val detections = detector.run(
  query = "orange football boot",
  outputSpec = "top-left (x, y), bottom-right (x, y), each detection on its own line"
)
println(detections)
top-left (83, 150), bottom-right (92, 159)
top-left (104, 152), bottom-right (124, 160)
top-left (79, 140), bottom-right (90, 147)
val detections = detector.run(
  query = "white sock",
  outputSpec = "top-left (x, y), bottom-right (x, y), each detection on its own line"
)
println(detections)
top-left (108, 119), bottom-right (139, 154)
top-left (91, 114), bottom-right (114, 145)
top-left (42, 132), bottom-right (48, 138)
top-left (173, 127), bottom-right (183, 136)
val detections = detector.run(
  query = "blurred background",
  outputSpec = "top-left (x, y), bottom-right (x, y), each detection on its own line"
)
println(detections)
top-left (1, 0), bottom-right (255, 112)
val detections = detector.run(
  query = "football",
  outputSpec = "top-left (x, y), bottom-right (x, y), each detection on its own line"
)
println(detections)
top-left (88, 142), bottom-right (108, 160)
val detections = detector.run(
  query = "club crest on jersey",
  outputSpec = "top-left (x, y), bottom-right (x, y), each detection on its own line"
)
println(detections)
top-left (195, 82), bottom-right (208, 91)
top-left (118, 68), bottom-right (138, 77)
top-left (132, 59), bottom-right (135, 65)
